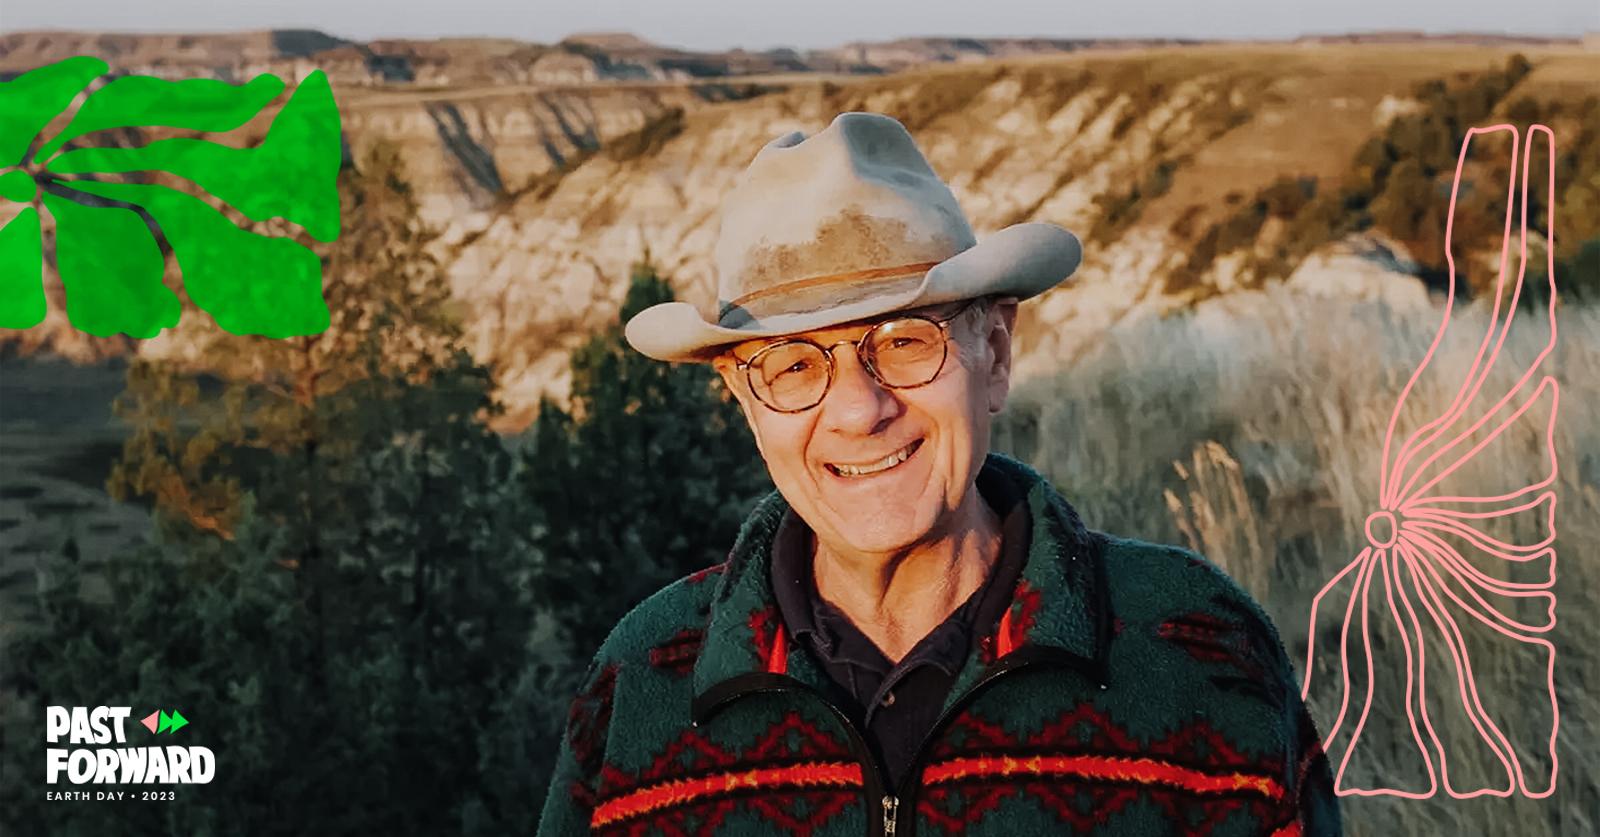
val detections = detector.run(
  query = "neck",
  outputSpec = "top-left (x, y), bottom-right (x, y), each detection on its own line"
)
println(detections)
top-left (811, 485), bottom-right (1002, 663)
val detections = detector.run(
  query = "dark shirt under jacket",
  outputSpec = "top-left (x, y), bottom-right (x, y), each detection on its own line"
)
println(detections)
top-left (769, 468), bottom-right (1032, 790)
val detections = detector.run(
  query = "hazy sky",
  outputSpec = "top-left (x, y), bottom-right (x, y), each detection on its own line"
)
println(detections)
top-left (2, 0), bottom-right (1594, 51)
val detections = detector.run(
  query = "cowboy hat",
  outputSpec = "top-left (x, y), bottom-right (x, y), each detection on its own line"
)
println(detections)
top-left (624, 111), bottom-right (1082, 363)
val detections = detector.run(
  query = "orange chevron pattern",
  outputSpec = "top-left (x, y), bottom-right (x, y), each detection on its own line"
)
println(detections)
top-left (590, 761), bottom-right (863, 828)
top-left (921, 754), bottom-right (1286, 801)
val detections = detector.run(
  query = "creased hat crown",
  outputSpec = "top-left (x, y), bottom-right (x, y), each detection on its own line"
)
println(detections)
top-left (713, 113), bottom-right (977, 326)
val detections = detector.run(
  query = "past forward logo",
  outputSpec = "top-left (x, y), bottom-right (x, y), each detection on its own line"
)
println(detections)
top-left (46, 705), bottom-right (214, 797)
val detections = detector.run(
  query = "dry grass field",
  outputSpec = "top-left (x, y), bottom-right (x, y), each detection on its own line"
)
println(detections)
top-left (995, 287), bottom-right (1598, 836)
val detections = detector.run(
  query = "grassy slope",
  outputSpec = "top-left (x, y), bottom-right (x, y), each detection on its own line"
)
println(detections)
top-left (996, 288), bottom-right (1598, 836)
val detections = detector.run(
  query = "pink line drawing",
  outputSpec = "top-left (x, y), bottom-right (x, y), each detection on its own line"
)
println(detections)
top-left (1301, 124), bottom-right (1561, 799)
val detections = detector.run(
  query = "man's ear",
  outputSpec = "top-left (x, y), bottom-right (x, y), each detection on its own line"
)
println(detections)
top-left (985, 298), bottom-right (1019, 415)
top-left (711, 354), bottom-right (746, 409)
top-left (711, 353), bottom-right (739, 391)
top-left (712, 352), bottom-right (765, 453)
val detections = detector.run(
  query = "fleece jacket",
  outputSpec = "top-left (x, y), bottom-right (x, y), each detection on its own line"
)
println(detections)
top-left (536, 452), bottom-right (1341, 836)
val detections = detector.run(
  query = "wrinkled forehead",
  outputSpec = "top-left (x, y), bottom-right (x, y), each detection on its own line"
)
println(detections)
top-left (726, 299), bottom-right (969, 359)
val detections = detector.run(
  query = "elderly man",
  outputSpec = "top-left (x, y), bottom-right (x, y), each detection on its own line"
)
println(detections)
top-left (538, 112), bottom-right (1339, 836)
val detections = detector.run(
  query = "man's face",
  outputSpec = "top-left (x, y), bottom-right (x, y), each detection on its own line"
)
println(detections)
top-left (713, 298), bottom-right (1019, 557)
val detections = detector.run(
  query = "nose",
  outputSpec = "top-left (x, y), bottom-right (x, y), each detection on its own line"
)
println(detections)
top-left (818, 341), bottom-right (899, 434)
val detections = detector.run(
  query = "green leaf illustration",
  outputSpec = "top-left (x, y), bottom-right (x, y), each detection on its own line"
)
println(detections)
top-left (41, 191), bottom-right (178, 337)
top-left (49, 72), bottom-right (341, 243)
top-left (0, 56), bottom-right (107, 167)
top-left (0, 208), bottom-right (46, 329)
top-left (0, 57), bottom-right (340, 338)
top-left (0, 170), bottom-right (36, 202)
top-left (68, 180), bottom-right (329, 337)
top-left (32, 73), bottom-right (287, 164)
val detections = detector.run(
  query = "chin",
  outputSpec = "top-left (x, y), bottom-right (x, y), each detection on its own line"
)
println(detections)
top-left (824, 500), bottom-right (943, 556)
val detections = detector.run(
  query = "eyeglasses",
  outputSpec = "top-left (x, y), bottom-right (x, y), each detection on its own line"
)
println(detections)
top-left (731, 300), bottom-right (975, 413)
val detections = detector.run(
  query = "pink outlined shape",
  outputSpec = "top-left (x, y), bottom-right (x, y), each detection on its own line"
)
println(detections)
top-left (1301, 124), bottom-right (1561, 800)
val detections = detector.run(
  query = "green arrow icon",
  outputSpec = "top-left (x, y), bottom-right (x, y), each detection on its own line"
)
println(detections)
top-left (157, 710), bottom-right (189, 734)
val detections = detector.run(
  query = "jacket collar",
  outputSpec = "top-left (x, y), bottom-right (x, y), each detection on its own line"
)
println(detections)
top-left (691, 452), bottom-right (1109, 722)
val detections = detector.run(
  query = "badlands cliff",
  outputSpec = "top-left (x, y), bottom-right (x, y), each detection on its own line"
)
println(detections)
top-left (2, 33), bottom-right (1595, 430)
top-left (345, 42), bottom-right (1597, 429)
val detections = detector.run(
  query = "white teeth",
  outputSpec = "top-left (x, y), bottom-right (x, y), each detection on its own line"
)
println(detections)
top-left (832, 441), bottom-right (918, 478)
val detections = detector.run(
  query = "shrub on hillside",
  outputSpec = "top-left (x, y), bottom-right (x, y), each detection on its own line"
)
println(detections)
top-left (518, 259), bottom-right (771, 669)
top-left (1173, 54), bottom-right (1585, 293)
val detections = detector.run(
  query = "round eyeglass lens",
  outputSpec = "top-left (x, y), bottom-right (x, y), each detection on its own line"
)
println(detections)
top-left (751, 342), bottom-right (830, 410)
top-left (866, 317), bottom-right (947, 386)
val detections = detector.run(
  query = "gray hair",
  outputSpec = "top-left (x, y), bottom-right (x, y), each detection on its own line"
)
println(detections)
top-left (952, 295), bottom-right (996, 361)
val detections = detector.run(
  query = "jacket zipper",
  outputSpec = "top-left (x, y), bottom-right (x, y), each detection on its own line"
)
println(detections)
top-left (694, 649), bottom-right (1093, 836)
top-left (888, 648), bottom-right (1093, 837)
top-left (876, 657), bottom-right (1039, 837)
top-left (809, 686), bottom-right (894, 837)
top-left (695, 677), bottom-right (893, 836)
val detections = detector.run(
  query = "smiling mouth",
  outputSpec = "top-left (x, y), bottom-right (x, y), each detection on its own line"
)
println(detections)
top-left (825, 438), bottom-right (924, 478)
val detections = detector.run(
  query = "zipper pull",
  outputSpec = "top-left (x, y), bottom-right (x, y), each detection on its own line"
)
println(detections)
top-left (882, 795), bottom-right (899, 835)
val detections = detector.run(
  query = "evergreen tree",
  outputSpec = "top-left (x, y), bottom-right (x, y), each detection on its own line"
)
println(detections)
top-left (520, 259), bottom-right (772, 676)
top-left (107, 140), bottom-right (464, 542)
top-left (4, 143), bottom-right (544, 836)
top-left (3, 155), bottom-right (770, 835)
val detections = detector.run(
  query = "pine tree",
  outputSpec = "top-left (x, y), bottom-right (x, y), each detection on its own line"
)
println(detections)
top-left (520, 258), bottom-right (772, 675)
top-left (107, 140), bottom-right (464, 542)
top-left (14, 142), bottom-right (548, 835)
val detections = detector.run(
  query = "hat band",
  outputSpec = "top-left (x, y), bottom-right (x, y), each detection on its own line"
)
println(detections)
top-left (718, 260), bottom-right (941, 323)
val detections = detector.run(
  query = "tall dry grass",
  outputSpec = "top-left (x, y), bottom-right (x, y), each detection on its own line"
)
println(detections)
top-left (995, 284), bottom-right (1598, 836)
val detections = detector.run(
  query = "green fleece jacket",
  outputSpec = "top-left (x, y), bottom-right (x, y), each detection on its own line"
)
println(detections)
top-left (537, 453), bottom-right (1341, 836)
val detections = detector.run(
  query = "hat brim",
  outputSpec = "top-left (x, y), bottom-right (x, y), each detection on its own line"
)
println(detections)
top-left (624, 222), bottom-right (1083, 363)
